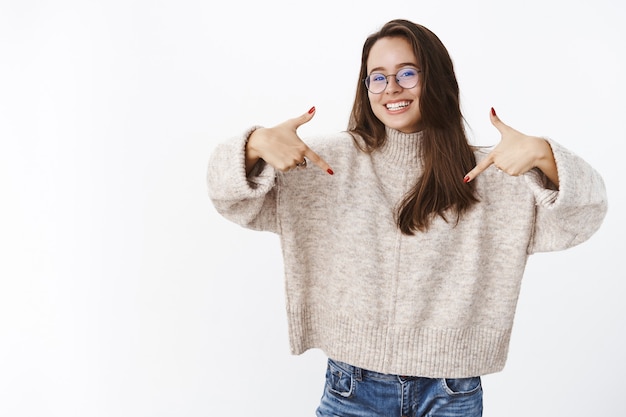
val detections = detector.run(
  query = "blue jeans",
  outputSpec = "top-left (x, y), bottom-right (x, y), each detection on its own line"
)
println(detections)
top-left (316, 359), bottom-right (483, 417)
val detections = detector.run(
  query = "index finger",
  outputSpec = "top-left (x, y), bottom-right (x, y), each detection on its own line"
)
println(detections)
top-left (463, 153), bottom-right (493, 183)
top-left (304, 147), bottom-right (334, 175)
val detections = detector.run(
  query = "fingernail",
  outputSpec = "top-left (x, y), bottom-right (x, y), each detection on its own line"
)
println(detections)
top-left (327, 168), bottom-right (334, 175)
top-left (491, 107), bottom-right (497, 116)
top-left (308, 106), bottom-right (316, 114)
top-left (463, 175), bottom-right (471, 183)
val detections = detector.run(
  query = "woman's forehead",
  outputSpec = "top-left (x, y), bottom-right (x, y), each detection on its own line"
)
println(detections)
top-left (367, 37), bottom-right (419, 72)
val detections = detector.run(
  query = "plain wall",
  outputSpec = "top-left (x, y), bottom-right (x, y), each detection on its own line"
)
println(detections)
top-left (1, 0), bottom-right (624, 416)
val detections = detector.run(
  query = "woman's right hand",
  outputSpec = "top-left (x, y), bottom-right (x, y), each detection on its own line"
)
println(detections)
top-left (245, 107), bottom-right (334, 175)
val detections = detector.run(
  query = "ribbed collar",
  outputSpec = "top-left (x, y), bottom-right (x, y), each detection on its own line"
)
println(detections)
top-left (375, 127), bottom-right (422, 168)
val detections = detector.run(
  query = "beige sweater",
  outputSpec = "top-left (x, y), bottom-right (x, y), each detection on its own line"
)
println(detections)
top-left (207, 127), bottom-right (607, 378)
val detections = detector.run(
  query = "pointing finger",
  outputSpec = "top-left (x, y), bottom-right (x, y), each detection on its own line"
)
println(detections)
top-left (304, 147), bottom-right (334, 175)
top-left (291, 106), bottom-right (334, 175)
top-left (463, 152), bottom-right (494, 183)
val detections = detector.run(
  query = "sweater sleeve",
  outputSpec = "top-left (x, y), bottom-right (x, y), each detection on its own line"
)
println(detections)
top-left (207, 127), bottom-right (279, 233)
top-left (524, 138), bottom-right (608, 254)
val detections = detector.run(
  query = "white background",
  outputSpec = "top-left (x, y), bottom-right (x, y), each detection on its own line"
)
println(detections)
top-left (1, 0), bottom-right (624, 416)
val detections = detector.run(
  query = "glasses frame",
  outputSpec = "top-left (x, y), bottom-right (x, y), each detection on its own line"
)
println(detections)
top-left (364, 67), bottom-right (422, 94)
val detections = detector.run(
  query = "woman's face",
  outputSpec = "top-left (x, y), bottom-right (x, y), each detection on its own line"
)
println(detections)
top-left (366, 36), bottom-right (423, 133)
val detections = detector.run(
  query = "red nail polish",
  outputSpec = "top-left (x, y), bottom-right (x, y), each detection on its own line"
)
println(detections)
top-left (308, 106), bottom-right (316, 114)
top-left (491, 107), bottom-right (496, 116)
top-left (327, 168), bottom-right (334, 175)
top-left (463, 175), bottom-right (471, 183)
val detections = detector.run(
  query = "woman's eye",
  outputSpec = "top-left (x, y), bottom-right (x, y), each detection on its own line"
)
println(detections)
top-left (399, 69), bottom-right (417, 78)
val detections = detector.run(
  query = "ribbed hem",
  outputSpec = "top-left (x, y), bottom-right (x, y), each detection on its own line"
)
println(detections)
top-left (287, 305), bottom-right (511, 378)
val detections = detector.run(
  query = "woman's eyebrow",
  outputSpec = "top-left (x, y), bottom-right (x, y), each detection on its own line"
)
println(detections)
top-left (368, 62), bottom-right (420, 73)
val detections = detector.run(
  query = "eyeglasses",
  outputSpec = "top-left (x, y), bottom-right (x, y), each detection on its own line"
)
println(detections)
top-left (364, 67), bottom-right (421, 94)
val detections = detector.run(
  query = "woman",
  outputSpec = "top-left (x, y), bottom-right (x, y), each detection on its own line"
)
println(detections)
top-left (207, 19), bottom-right (607, 417)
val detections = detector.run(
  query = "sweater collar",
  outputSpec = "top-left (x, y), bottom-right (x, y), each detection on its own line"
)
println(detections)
top-left (376, 127), bottom-right (422, 167)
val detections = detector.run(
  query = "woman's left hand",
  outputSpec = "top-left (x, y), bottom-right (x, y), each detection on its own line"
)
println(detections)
top-left (463, 108), bottom-right (559, 187)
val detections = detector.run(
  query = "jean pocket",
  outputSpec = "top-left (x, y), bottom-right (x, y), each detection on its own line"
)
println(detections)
top-left (325, 360), bottom-right (354, 398)
top-left (441, 376), bottom-right (482, 396)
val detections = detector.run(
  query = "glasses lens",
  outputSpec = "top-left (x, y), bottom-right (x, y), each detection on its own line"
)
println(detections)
top-left (365, 73), bottom-right (387, 94)
top-left (396, 68), bottom-right (419, 89)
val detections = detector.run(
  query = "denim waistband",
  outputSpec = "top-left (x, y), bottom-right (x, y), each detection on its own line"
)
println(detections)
top-left (329, 358), bottom-right (420, 382)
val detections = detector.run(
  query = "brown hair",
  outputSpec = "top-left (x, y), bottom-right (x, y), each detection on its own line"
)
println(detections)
top-left (348, 19), bottom-right (479, 235)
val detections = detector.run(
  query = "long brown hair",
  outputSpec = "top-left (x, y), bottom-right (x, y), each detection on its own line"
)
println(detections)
top-left (348, 19), bottom-right (479, 235)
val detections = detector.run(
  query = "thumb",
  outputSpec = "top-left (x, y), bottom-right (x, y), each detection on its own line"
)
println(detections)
top-left (464, 153), bottom-right (494, 183)
top-left (286, 106), bottom-right (317, 130)
top-left (489, 106), bottom-right (509, 135)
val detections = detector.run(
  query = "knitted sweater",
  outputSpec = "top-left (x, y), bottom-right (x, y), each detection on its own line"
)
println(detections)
top-left (207, 127), bottom-right (607, 378)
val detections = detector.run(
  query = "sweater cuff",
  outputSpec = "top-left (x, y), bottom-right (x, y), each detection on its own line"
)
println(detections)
top-left (523, 137), bottom-right (567, 208)
top-left (243, 126), bottom-right (277, 190)
top-left (207, 126), bottom-right (276, 201)
top-left (523, 137), bottom-right (602, 209)
top-left (523, 168), bottom-right (559, 207)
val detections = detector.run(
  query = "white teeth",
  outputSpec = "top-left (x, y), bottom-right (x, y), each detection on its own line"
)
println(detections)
top-left (386, 101), bottom-right (410, 110)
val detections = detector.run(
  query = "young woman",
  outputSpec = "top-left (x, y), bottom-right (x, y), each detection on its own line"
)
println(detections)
top-left (207, 19), bottom-right (607, 417)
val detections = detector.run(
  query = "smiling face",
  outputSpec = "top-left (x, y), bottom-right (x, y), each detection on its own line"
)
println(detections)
top-left (366, 36), bottom-right (423, 133)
